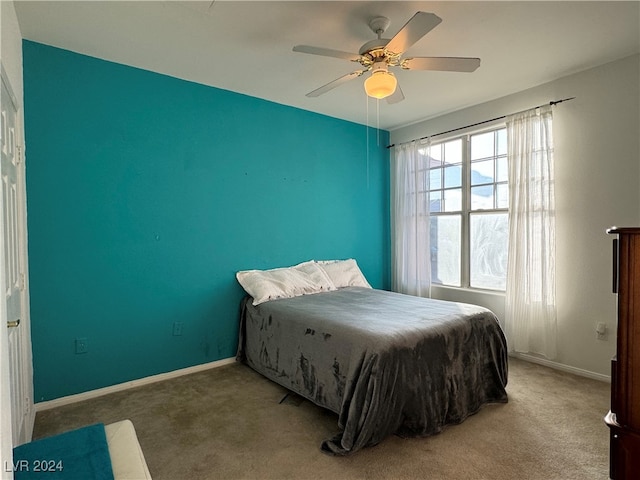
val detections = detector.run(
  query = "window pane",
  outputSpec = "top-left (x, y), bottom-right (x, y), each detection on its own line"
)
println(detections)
top-left (497, 156), bottom-right (508, 182)
top-left (443, 165), bottom-right (461, 188)
top-left (471, 185), bottom-right (494, 210)
top-left (431, 215), bottom-right (461, 286)
top-left (496, 183), bottom-right (509, 208)
top-left (470, 213), bottom-right (508, 290)
top-left (471, 159), bottom-right (495, 185)
top-left (428, 144), bottom-right (442, 165)
top-left (471, 131), bottom-right (494, 160)
top-left (444, 139), bottom-right (462, 165)
top-left (497, 129), bottom-right (507, 156)
top-left (444, 188), bottom-right (462, 211)
top-left (430, 191), bottom-right (442, 212)
top-left (430, 168), bottom-right (442, 190)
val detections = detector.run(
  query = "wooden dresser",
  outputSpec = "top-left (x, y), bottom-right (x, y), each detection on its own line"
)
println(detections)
top-left (605, 227), bottom-right (640, 479)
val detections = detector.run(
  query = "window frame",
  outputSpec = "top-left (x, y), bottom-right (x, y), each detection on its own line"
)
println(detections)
top-left (427, 124), bottom-right (508, 292)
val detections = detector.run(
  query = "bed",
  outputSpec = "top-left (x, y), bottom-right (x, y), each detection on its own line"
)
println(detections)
top-left (236, 261), bottom-right (508, 455)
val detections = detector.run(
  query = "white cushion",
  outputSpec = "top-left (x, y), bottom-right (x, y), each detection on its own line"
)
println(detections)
top-left (237, 261), bottom-right (336, 305)
top-left (316, 259), bottom-right (372, 289)
top-left (105, 420), bottom-right (152, 480)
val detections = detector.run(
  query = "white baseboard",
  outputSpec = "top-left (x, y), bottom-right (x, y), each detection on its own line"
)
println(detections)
top-left (35, 353), bottom-right (609, 412)
top-left (35, 357), bottom-right (237, 412)
top-left (510, 352), bottom-right (611, 383)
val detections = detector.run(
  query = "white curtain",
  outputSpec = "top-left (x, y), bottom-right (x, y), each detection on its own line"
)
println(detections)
top-left (505, 105), bottom-right (557, 359)
top-left (391, 140), bottom-right (431, 297)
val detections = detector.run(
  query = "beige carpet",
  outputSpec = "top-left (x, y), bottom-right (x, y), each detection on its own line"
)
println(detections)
top-left (33, 357), bottom-right (610, 479)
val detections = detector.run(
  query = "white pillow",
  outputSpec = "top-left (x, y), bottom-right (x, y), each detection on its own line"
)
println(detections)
top-left (236, 261), bottom-right (336, 305)
top-left (295, 261), bottom-right (337, 292)
top-left (316, 259), bottom-right (372, 289)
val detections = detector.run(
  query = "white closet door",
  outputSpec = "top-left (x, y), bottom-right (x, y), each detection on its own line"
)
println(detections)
top-left (1, 67), bottom-right (33, 453)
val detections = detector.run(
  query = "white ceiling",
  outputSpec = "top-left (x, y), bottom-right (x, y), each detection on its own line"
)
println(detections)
top-left (13, 1), bottom-right (640, 130)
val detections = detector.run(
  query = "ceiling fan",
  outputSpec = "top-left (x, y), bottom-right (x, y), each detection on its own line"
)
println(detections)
top-left (293, 11), bottom-right (480, 104)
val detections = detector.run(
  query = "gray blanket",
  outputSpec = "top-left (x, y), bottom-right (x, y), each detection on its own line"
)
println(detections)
top-left (237, 287), bottom-right (508, 455)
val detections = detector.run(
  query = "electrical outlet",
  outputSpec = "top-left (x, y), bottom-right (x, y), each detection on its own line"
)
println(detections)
top-left (75, 338), bottom-right (88, 354)
top-left (173, 322), bottom-right (183, 336)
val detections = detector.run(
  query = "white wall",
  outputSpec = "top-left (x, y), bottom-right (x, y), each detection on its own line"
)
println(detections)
top-left (390, 54), bottom-right (640, 378)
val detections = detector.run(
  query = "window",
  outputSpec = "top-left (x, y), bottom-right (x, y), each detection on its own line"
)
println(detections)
top-left (420, 127), bottom-right (508, 291)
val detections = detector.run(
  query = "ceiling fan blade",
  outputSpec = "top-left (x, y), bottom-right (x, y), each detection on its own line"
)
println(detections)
top-left (293, 45), bottom-right (363, 62)
top-left (384, 12), bottom-right (442, 56)
top-left (386, 84), bottom-right (405, 104)
top-left (306, 70), bottom-right (365, 97)
top-left (402, 57), bottom-right (481, 72)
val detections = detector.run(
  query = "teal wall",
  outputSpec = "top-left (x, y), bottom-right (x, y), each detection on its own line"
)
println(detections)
top-left (23, 41), bottom-right (390, 402)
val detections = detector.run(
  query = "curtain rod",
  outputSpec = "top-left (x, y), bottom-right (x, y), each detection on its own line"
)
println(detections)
top-left (385, 97), bottom-right (575, 149)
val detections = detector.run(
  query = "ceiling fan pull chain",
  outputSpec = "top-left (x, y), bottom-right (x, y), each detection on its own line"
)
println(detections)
top-left (377, 99), bottom-right (380, 145)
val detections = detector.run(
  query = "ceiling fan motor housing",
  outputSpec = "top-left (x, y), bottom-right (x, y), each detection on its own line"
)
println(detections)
top-left (359, 38), bottom-right (391, 57)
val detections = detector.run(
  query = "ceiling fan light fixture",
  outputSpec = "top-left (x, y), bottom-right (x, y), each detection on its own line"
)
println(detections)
top-left (364, 70), bottom-right (397, 99)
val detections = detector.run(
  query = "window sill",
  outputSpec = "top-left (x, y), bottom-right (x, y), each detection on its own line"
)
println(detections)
top-left (431, 284), bottom-right (506, 298)
top-left (430, 284), bottom-right (506, 323)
